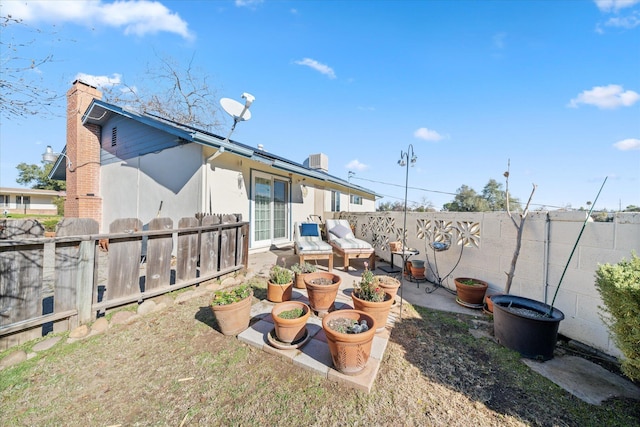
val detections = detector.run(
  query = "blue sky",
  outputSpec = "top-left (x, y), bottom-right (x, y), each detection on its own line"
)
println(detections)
top-left (1, 0), bottom-right (639, 211)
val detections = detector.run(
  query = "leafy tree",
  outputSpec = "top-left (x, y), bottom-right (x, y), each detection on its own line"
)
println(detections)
top-left (625, 205), bottom-right (640, 212)
top-left (16, 162), bottom-right (66, 191)
top-left (442, 185), bottom-right (489, 212)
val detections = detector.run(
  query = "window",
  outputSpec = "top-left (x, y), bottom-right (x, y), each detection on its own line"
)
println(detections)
top-left (16, 196), bottom-right (30, 207)
top-left (331, 190), bottom-right (341, 212)
top-left (0, 195), bottom-right (8, 207)
top-left (350, 194), bottom-right (363, 205)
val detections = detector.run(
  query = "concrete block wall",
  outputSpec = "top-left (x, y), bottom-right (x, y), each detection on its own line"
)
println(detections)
top-left (345, 211), bottom-right (639, 357)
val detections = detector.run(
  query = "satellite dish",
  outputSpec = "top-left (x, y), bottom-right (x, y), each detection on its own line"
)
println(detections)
top-left (220, 98), bottom-right (252, 121)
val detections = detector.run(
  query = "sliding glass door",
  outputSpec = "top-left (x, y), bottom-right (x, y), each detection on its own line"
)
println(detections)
top-left (252, 172), bottom-right (290, 248)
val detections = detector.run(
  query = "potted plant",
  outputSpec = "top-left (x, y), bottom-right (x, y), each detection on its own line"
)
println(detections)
top-left (491, 163), bottom-right (606, 360)
top-left (210, 284), bottom-right (253, 336)
top-left (267, 258), bottom-right (294, 303)
top-left (271, 300), bottom-right (311, 344)
top-left (373, 274), bottom-right (401, 301)
top-left (322, 309), bottom-right (376, 375)
top-left (303, 271), bottom-right (342, 317)
top-left (291, 261), bottom-right (317, 289)
top-left (454, 277), bottom-right (488, 307)
top-left (350, 263), bottom-right (394, 333)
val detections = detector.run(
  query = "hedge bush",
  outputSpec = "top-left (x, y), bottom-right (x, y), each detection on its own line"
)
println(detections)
top-left (595, 253), bottom-right (640, 382)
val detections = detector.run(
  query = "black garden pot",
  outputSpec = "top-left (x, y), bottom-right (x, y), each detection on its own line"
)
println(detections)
top-left (491, 295), bottom-right (565, 361)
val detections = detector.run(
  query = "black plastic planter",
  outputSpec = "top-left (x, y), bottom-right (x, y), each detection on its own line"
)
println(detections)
top-left (491, 295), bottom-right (565, 361)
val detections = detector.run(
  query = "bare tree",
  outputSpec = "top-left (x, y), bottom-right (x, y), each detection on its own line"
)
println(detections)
top-left (101, 53), bottom-right (223, 131)
top-left (504, 159), bottom-right (537, 294)
top-left (0, 15), bottom-right (63, 119)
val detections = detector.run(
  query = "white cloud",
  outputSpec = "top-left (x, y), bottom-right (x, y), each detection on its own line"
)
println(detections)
top-left (493, 32), bottom-right (507, 49)
top-left (567, 84), bottom-right (639, 109)
top-left (594, 0), bottom-right (640, 12)
top-left (294, 58), bottom-right (337, 79)
top-left (235, 0), bottom-right (264, 7)
top-left (604, 13), bottom-right (640, 28)
top-left (2, 0), bottom-right (193, 40)
top-left (414, 127), bottom-right (444, 142)
top-left (74, 73), bottom-right (122, 88)
top-left (346, 159), bottom-right (368, 172)
top-left (613, 138), bottom-right (640, 150)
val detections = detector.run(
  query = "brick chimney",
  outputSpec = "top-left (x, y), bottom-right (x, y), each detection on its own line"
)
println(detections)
top-left (65, 80), bottom-right (103, 224)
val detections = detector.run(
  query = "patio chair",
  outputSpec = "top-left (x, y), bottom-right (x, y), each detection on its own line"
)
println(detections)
top-left (325, 219), bottom-right (375, 271)
top-left (293, 222), bottom-right (333, 271)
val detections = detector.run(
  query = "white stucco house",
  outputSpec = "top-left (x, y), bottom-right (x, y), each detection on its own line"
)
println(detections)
top-left (0, 187), bottom-right (64, 216)
top-left (50, 80), bottom-right (377, 251)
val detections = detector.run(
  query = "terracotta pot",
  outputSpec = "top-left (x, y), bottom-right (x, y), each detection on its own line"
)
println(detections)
top-left (351, 291), bottom-right (393, 333)
top-left (210, 290), bottom-right (253, 336)
top-left (484, 294), bottom-right (501, 313)
top-left (322, 309), bottom-right (376, 375)
top-left (303, 272), bottom-right (342, 317)
top-left (294, 272), bottom-right (307, 289)
top-left (374, 275), bottom-right (401, 300)
top-left (267, 280), bottom-right (293, 302)
top-left (454, 277), bottom-right (488, 306)
top-left (410, 266), bottom-right (426, 279)
top-left (271, 301), bottom-right (311, 344)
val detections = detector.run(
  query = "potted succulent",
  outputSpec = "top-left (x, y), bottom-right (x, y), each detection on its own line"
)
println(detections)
top-left (303, 271), bottom-right (342, 317)
top-left (210, 284), bottom-right (253, 336)
top-left (267, 258), bottom-right (294, 303)
top-left (271, 301), bottom-right (311, 344)
top-left (350, 263), bottom-right (394, 333)
top-left (454, 277), bottom-right (489, 307)
top-left (322, 309), bottom-right (376, 375)
top-left (290, 261), bottom-right (317, 289)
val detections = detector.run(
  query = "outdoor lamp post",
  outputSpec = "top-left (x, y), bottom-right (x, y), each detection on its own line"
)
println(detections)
top-left (42, 145), bottom-right (73, 171)
top-left (398, 144), bottom-right (417, 318)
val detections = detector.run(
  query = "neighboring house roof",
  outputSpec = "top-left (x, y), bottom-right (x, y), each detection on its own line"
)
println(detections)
top-left (53, 99), bottom-right (378, 197)
top-left (0, 187), bottom-right (66, 197)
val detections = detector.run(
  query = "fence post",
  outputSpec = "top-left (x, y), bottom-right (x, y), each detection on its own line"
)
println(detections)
top-left (75, 240), bottom-right (95, 326)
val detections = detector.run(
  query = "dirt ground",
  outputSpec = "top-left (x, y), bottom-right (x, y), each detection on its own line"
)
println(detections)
top-left (1, 285), bottom-right (639, 427)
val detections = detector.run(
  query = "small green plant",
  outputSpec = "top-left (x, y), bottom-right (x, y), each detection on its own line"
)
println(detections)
top-left (353, 262), bottom-right (385, 302)
top-left (269, 258), bottom-right (293, 284)
top-left (211, 284), bottom-right (251, 306)
top-left (290, 262), bottom-right (317, 274)
top-left (328, 317), bottom-right (370, 334)
top-left (460, 279), bottom-right (482, 286)
top-left (595, 252), bottom-right (640, 382)
top-left (278, 307), bottom-right (304, 319)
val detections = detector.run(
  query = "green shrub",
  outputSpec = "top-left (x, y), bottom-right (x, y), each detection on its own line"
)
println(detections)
top-left (595, 252), bottom-right (640, 381)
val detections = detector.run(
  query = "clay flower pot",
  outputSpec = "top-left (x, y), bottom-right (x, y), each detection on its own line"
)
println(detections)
top-left (351, 291), bottom-right (394, 333)
top-left (322, 309), bottom-right (376, 375)
top-left (210, 290), bottom-right (253, 336)
top-left (267, 280), bottom-right (293, 303)
top-left (304, 272), bottom-right (342, 317)
top-left (374, 275), bottom-right (401, 301)
top-left (294, 272), bottom-right (308, 289)
top-left (454, 277), bottom-right (488, 306)
top-left (271, 301), bottom-right (311, 344)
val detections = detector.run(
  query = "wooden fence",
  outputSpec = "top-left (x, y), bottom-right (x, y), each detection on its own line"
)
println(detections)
top-left (0, 214), bottom-right (249, 350)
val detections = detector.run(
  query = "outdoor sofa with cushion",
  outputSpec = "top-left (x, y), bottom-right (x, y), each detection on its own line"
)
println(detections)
top-left (293, 222), bottom-right (333, 271)
top-left (325, 219), bottom-right (375, 271)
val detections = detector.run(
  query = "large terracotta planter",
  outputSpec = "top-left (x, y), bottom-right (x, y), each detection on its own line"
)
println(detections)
top-left (210, 291), bottom-right (253, 336)
top-left (322, 309), bottom-right (376, 375)
top-left (351, 291), bottom-right (393, 333)
top-left (271, 301), bottom-right (311, 344)
top-left (454, 277), bottom-right (488, 306)
top-left (267, 280), bottom-right (293, 302)
top-left (492, 294), bottom-right (565, 361)
top-left (374, 275), bottom-right (401, 301)
top-left (304, 272), bottom-right (342, 317)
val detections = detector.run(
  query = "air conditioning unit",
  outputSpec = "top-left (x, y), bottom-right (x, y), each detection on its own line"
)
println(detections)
top-left (307, 153), bottom-right (328, 172)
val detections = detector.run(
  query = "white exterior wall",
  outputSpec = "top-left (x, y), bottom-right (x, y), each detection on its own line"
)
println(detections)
top-left (101, 143), bottom-right (203, 231)
top-left (344, 211), bottom-right (640, 357)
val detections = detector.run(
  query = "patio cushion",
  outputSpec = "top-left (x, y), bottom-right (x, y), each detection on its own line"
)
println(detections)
top-left (329, 223), bottom-right (353, 239)
top-left (300, 223), bottom-right (320, 237)
top-left (297, 236), bottom-right (332, 253)
top-left (330, 237), bottom-right (373, 250)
